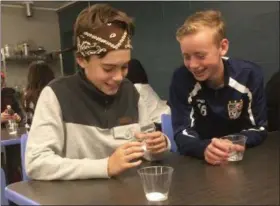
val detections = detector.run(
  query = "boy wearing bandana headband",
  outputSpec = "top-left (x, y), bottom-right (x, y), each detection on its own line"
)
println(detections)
top-left (25, 4), bottom-right (171, 180)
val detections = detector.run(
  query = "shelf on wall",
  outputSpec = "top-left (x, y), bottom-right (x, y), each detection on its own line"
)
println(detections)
top-left (1, 54), bottom-right (59, 63)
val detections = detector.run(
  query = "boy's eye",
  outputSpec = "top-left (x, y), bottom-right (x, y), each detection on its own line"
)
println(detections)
top-left (103, 66), bottom-right (114, 72)
top-left (183, 55), bottom-right (190, 60)
top-left (196, 53), bottom-right (206, 59)
top-left (121, 65), bottom-right (128, 70)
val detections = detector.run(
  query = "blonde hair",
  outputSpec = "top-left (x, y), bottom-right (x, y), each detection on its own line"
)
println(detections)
top-left (176, 10), bottom-right (226, 46)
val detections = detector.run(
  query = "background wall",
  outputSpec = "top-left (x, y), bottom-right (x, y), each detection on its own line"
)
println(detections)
top-left (1, 6), bottom-right (62, 87)
top-left (58, 1), bottom-right (279, 99)
top-left (58, 2), bottom-right (89, 75)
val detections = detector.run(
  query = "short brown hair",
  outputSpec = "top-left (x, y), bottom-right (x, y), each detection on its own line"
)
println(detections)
top-left (176, 10), bottom-right (226, 45)
top-left (74, 4), bottom-right (134, 58)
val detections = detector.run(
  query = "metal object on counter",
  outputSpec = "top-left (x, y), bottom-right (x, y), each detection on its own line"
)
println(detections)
top-left (4, 44), bottom-right (13, 58)
top-left (1, 48), bottom-right (5, 60)
top-left (23, 43), bottom-right (29, 56)
top-left (14, 42), bottom-right (30, 57)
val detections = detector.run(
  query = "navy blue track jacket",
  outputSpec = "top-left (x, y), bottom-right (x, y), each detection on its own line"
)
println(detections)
top-left (169, 57), bottom-right (267, 159)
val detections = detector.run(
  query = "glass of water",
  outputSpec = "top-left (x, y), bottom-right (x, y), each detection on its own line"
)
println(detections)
top-left (138, 166), bottom-right (174, 202)
top-left (130, 123), bottom-right (156, 151)
top-left (6, 119), bottom-right (19, 135)
top-left (221, 134), bottom-right (247, 162)
top-left (140, 123), bottom-right (156, 151)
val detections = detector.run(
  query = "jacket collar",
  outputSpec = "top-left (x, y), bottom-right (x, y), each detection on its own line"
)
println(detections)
top-left (77, 69), bottom-right (116, 105)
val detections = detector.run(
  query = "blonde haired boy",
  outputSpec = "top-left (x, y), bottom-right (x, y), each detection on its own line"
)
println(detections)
top-left (169, 10), bottom-right (267, 165)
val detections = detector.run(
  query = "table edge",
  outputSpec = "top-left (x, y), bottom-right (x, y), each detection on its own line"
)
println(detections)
top-left (1, 138), bottom-right (21, 146)
top-left (5, 185), bottom-right (40, 205)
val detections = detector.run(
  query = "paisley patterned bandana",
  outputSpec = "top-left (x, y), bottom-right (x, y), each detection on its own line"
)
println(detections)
top-left (76, 22), bottom-right (132, 57)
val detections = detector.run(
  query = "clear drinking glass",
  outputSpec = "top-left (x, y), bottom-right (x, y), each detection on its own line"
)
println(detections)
top-left (6, 119), bottom-right (18, 135)
top-left (221, 134), bottom-right (247, 162)
top-left (139, 123), bottom-right (156, 151)
top-left (138, 166), bottom-right (174, 202)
